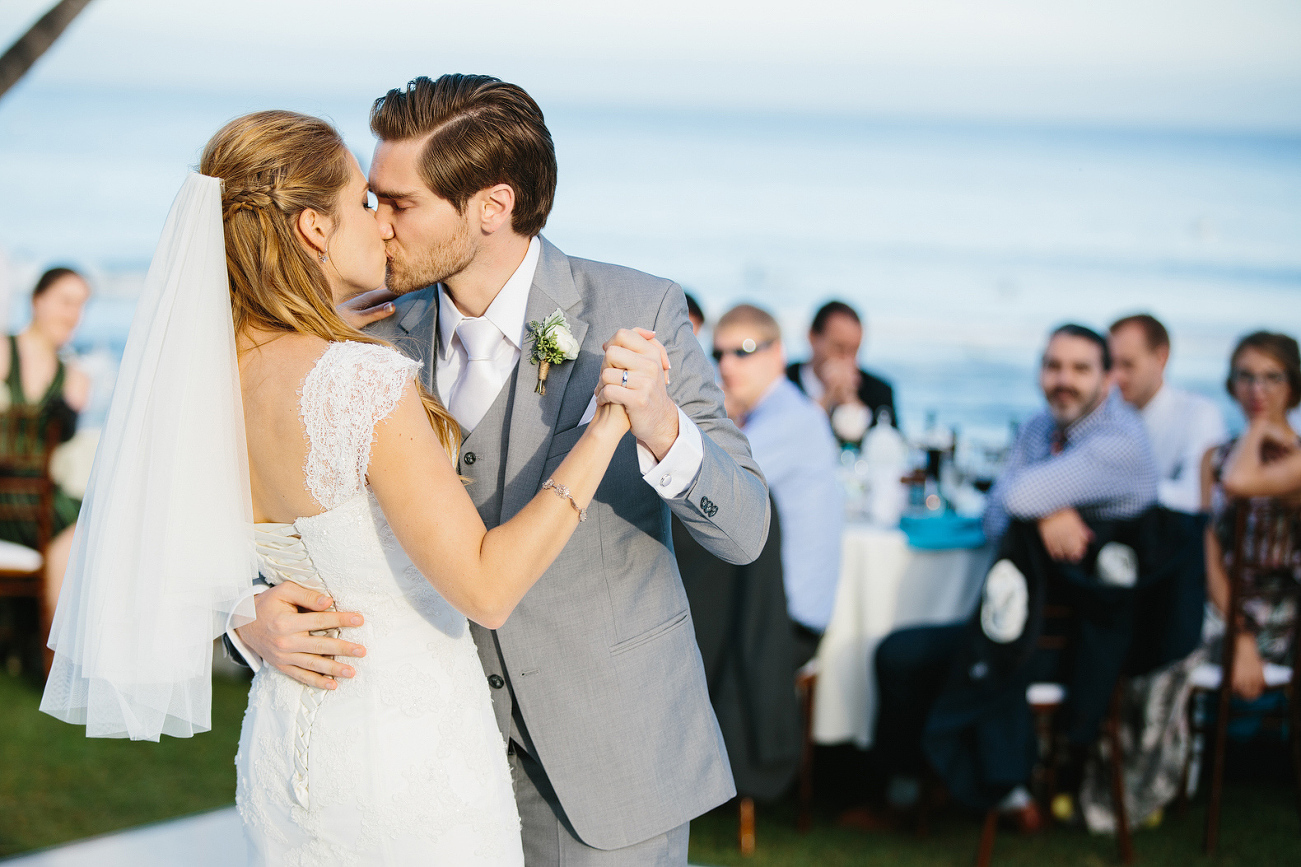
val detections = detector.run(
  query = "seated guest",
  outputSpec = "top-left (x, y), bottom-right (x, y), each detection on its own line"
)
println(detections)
top-left (675, 297), bottom-right (804, 800)
top-left (715, 304), bottom-right (844, 667)
top-left (683, 291), bottom-right (705, 336)
top-left (1072, 314), bottom-right (1227, 829)
top-left (983, 324), bottom-right (1157, 552)
top-left (874, 323), bottom-right (1157, 827)
top-left (1109, 314), bottom-right (1227, 514)
top-left (786, 300), bottom-right (897, 445)
top-left (1202, 331), bottom-right (1301, 701)
top-left (0, 267), bottom-right (91, 627)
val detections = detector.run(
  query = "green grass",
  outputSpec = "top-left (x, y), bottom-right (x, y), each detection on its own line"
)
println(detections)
top-left (0, 669), bottom-right (250, 857)
top-left (688, 783), bottom-right (1301, 866)
top-left (2, 668), bottom-right (1296, 865)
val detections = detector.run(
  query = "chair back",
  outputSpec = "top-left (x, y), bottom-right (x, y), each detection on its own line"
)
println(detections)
top-left (1223, 496), bottom-right (1301, 667)
top-left (1203, 496), bottom-right (1301, 854)
top-left (1226, 496), bottom-right (1301, 585)
top-left (0, 406), bottom-right (62, 555)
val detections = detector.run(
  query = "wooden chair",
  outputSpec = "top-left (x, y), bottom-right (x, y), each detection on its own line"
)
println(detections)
top-left (976, 603), bottom-right (1134, 867)
top-left (734, 660), bottom-right (818, 857)
top-left (1184, 497), bottom-right (1301, 856)
top-left (796, 658), bottom-right (819, 832)
top-left (0, 407), bottom-right (63, 678)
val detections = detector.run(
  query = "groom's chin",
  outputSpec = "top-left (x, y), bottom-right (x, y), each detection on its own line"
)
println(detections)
top-left (384, 267), bottom-right (432, 296)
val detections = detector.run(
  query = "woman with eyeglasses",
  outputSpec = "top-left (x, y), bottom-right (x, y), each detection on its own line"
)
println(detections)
top-left (1200, 331), bottom-right (1301, 700)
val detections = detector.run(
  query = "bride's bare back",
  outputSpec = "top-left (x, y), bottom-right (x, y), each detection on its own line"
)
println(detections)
top-left (239, 330), bottom-right (333, 524)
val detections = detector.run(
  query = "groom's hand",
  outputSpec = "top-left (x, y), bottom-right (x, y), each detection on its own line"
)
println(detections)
top-left (600, 328), bottom-right (678, 461)
top-left (338, 288), bottom-right (398, 330)
top-left (234, 581), bottom-right (368, 690)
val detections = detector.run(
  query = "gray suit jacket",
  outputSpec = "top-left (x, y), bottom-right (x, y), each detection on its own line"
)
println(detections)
top-left (368, 237), bottom-right (770, 849)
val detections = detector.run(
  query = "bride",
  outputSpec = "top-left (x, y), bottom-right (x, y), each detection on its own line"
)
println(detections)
top-left (40, 111), bottom-right (631, 864)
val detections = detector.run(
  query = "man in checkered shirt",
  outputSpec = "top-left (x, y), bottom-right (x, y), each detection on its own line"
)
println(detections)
top-left (868, 324), bottom-right (1157, 831)
top-left (983, 324), bottom-right (1158, 557)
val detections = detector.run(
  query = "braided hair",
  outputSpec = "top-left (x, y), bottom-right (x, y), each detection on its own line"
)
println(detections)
top-left (200, 110), bottom-right (459, 458)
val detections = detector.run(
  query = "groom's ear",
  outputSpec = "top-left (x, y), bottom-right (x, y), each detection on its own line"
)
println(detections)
top-left (475, 184), bottom-right (517, 236)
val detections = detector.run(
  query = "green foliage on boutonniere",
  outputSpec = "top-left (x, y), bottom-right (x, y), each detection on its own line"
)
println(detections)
top-left (527, 308), bottom-right (579, 394)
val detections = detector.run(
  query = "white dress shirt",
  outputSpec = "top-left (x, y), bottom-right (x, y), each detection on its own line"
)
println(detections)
top-left (1139, 383), bottom-right (1228, 514)
top-left (435, 236), bottom-right (702, 496)
top-left (797, 362), bottom-right (825, 403)
top-left (434, 237), bottom-right (539, 404)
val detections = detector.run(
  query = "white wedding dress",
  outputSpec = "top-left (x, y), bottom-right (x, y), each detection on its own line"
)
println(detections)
top-left (235, 341), bottom-right (524, 866)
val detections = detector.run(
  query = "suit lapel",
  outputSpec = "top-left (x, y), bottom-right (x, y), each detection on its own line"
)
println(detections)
top-left (501, 238), bottom-right (588, 520)
top-left (395, 287), bottom-right (441, 399)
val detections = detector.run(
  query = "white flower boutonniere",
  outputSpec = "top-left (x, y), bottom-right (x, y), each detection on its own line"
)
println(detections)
top-left (526, 308), bottom-right (579, 395)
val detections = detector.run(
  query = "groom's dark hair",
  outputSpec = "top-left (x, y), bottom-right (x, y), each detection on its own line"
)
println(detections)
top-left (370, 74), bottom-right (556, 237)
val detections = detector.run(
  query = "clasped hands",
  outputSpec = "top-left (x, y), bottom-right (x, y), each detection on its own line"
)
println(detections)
top-left (235, 321), bottom-right (677, 689)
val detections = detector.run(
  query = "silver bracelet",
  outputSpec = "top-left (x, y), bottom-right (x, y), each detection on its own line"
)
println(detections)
top-left (542, 478), bottom-right (588, 522)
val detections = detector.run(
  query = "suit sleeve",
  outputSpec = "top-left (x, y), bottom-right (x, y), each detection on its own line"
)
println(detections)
top-left (654, 284), bottom-right (771, 565)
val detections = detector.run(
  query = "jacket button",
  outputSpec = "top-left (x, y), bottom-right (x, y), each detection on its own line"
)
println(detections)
top-left (488, 674), bottom-right (505, 689)
top-left (463, 451), bottom-right (477, 465)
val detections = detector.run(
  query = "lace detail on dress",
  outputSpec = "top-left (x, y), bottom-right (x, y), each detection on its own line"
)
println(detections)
top-left (300, 341), bottom-right (420, 511)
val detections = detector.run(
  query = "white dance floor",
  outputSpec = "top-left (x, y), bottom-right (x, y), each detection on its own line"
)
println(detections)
top-left (3, 807), bottom-right (246, 866)
top-left (2, 807), bottom-right (713, 865)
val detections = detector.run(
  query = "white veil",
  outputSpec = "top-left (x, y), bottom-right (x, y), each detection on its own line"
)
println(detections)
top-left (40, 173), bottom-right (258, 741)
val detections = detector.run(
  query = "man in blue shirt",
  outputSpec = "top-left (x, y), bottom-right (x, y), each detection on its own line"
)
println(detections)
top-left (870, 324), bottom-right (1157, 830)
top-left (984, 323), bottom-right (1158, 552)
top-left (714, 304), bottom-right (844, 667)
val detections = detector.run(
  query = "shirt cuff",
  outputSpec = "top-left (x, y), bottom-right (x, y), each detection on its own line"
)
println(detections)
top-left (225, 583), bottom-right (269, 673)
top-left (636, 407), bottom-right (703, 499)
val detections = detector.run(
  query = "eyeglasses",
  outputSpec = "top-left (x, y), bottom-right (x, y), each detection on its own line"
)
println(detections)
top-left (1232, 370), bottom-right (1288, 390)
top-left (712, 339), bottom-right (774, 362)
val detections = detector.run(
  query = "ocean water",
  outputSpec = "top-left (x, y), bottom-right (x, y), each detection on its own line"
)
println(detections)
top-left (1, 83), bottom-right (1298, 443)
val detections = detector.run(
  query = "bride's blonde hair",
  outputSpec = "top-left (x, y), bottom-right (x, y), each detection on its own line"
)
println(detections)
top-left (200, 110), bottom-right (459, 458)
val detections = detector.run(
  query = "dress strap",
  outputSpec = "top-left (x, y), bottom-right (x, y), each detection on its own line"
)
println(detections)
top-left (44, 356), bottom-right (66, 407)
top-left (5, 335), bottom-right (23, 406)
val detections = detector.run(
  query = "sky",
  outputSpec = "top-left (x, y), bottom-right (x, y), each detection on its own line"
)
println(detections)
top-left (2, 0), bottom-right (1300, 131)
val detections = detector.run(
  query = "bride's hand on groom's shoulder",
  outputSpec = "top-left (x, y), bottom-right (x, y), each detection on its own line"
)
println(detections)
top-left (599, 328), bottom-right (678, 460)
top-left (338, 288), bottom-right (398, 331)
top-left (234, 581), bottom-right (369, 690)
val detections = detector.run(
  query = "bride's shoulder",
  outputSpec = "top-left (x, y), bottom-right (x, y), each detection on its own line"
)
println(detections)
top-left (239, 331), bottom-right (329, 387)
top-left (313, 340), bottom-right (420, 379)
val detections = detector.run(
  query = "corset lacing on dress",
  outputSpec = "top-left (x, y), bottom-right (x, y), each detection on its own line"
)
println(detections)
top-left (254, 522), bottom-right (335, 810)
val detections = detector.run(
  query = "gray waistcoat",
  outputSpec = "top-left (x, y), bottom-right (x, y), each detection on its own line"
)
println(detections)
top-left (455, 375), bottom-right (533, 750)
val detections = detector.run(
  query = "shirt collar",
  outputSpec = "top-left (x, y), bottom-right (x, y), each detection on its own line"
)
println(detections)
top-left (740, 377), bottom-right (787, 429)
top-left (798, 362), bottom-right (825, 401)
top-left (1139, 381), bottom-right (1171, 420)
top-left (437, 235), bottom-right (541, 356)
top-left (1059, 388), bottom-right (1117, 443)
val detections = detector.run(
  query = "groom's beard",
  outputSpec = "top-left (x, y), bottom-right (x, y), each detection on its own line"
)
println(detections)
top-left (385, 219), bottom-right (475, 295)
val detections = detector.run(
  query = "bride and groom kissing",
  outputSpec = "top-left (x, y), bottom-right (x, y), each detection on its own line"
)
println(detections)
top-left (41, 74), bottom-right (770, 865)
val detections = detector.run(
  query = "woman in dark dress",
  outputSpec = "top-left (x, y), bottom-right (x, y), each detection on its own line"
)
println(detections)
top-left (1201, 331), bottom-right (1301, 700)
top-left (0, 267), bottom-right (91, 617)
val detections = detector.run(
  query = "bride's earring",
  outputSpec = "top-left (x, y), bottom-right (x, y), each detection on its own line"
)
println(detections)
top-left (318, 251), bottom-right (328, 263)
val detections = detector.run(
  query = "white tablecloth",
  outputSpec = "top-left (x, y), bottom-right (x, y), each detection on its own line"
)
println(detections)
top-left (812, 523), bottom-right (990, 748)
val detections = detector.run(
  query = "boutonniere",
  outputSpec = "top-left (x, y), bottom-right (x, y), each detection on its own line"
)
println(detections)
top-left (526, 308), bottom-right (580, 394)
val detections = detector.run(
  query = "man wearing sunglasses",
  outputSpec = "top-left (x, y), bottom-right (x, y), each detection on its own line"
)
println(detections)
top-left (714, 304), bottom-right (844, 667)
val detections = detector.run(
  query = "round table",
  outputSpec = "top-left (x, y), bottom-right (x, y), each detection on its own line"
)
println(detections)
top-left (812, 522), bottom-right (990, 747)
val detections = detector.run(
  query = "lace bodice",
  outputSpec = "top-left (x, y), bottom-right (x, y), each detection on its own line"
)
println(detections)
top-left (300, 341), bottom-right (420, 511)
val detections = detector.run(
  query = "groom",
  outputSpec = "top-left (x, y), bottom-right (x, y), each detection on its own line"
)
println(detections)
top-left (232, 74), bottom-right (770, 864)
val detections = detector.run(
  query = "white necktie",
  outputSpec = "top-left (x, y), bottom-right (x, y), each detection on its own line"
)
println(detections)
top-left (449, 317), bottom-right (505, 432)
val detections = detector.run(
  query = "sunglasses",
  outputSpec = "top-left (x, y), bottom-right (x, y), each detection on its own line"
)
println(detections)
top-left (712, 339), bottom-right (774, 362)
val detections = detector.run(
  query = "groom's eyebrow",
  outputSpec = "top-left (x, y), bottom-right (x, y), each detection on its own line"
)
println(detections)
top-left (372, 186), bottom-right (418, 201)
